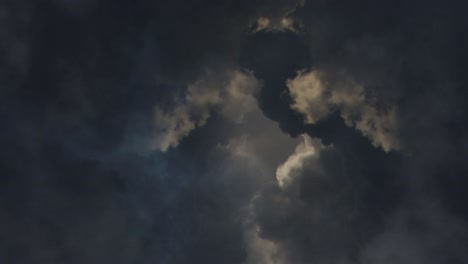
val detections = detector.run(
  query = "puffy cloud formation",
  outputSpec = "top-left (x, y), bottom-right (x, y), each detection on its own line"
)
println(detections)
top-left (1, 0), bottom-right (468, 264)
top-left (276, 134), bottom-right (319, 187)
top-left (287, 70), bottom-right (400, 151)
top-left (154, 69), bottom-right (260, 151)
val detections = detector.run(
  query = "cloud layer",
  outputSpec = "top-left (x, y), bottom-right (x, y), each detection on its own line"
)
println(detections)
top-left (1, 0), bottom-right (468, 264)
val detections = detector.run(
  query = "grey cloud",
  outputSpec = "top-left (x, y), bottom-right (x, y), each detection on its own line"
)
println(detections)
top-left (154, 69), bottom-right (260, 151)
top-left (360, 203), bottom-right (468, 264)
top-left (2, 1), bottom-right (468, 264)
top-left (253, 142), bottom-right (366, 264)
top-left (292, 0), bottom-right (468, 154)
top-left (249, 0), bottom-right (304, 32)
top-left (0, 1), bottom-right (312, 263)
top-left (287, 69), bottom-right (400, 152)
top-left (204, 105), bottom-right (306, 264)
top-left (275, 135), bottom-right (320, 187)
top-left (237, 2), bottom-right (468, 264)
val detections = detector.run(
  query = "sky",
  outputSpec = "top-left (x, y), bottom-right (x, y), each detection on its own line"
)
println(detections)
top-left (1, 0), bottom-right (468, 263)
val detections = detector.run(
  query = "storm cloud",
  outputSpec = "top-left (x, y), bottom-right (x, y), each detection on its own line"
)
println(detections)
top-left (1, 0), bottom-right (468, 264)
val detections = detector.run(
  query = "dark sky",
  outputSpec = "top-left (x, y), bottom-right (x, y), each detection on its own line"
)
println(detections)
top-left (1, 0), bottom-right (468, 263)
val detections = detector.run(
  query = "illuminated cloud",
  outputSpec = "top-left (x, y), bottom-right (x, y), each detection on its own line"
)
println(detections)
top-left (249, 0), bottom-right (304, 32)
top-left (153, 70), bottom-right (260, 151)
top-left (287, 70), bottom-right (400, 152)
top-left (276, 134), bottom-right (318, 187)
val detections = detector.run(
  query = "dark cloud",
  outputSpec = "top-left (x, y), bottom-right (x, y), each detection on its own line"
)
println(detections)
top-left (240, 30), bottom-right (311, 137)
top-left (0, 0), bottom-right (295, 263)
top-left (235, 1), bottom-right (468, 264)
top-left (1, 0), bottom-right (468, 263)
top-left (294, 0), bottom-right (468, 216)
top-left (251, 139), bottom-right (404, 263)
top-left (293, 0), bottom-right (468, 152)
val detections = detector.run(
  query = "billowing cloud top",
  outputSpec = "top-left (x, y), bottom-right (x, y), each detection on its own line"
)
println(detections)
top-left (1, 0), bottom-right (468, 264)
